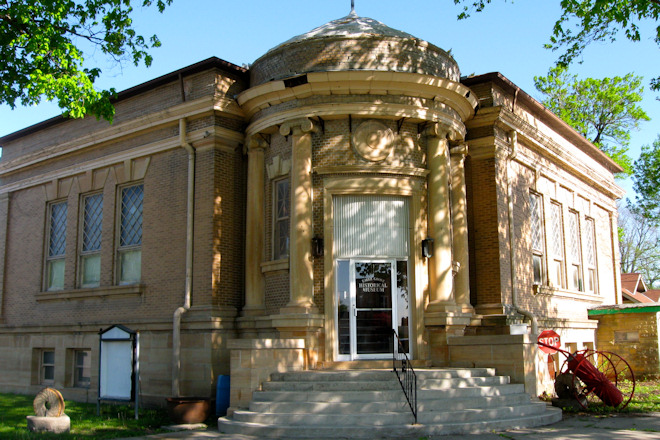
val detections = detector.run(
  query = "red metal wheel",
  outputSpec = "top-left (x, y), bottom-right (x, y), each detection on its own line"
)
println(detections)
top-left (570, 349), bottom-right (635, 410)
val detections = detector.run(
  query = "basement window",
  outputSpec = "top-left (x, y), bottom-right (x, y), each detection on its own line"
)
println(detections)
top-left (614, 331), bottom-right (639, 343)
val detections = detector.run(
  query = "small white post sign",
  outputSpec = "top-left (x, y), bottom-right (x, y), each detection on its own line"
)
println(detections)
top-left (97, 325), bottom-right (140, 419)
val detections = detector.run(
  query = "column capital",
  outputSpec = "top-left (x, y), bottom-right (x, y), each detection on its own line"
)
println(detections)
top-left (450, 144), bottom-right (469, 159)
top-left (279, 118), bottom-right (317, 137)
top-left (423, 122), bottom-right (449, 140)
top-left (247, 134), bottom-right (269, 151)
top-left (424, 123), bottom-right (463, 141)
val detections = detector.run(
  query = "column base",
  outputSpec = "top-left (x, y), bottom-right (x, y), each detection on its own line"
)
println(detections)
top-left (425, 302), bottom-right (473, 327)
top-left (427, 324), bottom-right (468, 366)
top-left (272, 313), bottom-right (324, 369)
top-left (272, 313), bottom-right (324, 335)
top-left (236, 315), bottom-right (279, 339)
top-left (240, 305), bottom-right (266, 317)
top-left (279, 301), bottom-right (319, 316)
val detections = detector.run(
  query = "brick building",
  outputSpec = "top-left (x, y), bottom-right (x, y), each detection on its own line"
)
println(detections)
top-left (590, 304), bottom-right (660, 379)
top-left (0, 9), bottom-right (623, 417)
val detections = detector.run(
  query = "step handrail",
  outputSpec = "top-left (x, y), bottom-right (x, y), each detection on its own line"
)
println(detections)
top-left (392, 329), bottom-right (417, 423)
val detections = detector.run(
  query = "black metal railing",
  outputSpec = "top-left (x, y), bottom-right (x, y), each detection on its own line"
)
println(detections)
top-left (392, 329), bottom-right (417, 423)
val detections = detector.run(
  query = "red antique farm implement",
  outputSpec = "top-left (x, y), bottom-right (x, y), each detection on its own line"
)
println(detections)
top-left (538, 338), bottom-right (635, 410)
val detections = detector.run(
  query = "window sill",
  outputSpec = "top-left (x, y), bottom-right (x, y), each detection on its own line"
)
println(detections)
top-left (37, 284), bottom-right (145, 302)
top-left (261, 259), bottom-right (289, 273)
top-left (533, 285), bottom-right (603, 303)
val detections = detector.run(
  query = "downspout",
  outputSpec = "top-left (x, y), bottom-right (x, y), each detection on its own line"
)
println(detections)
top-left (507, 130), bottom-right (538, 335)
top-left (172, 118), bottom-right (195, 397)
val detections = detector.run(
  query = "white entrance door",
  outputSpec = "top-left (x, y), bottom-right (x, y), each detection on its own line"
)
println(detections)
top-left (336, 259), bottom-right (410, 360)
top-left (333, 195), bottom-right (411, 361)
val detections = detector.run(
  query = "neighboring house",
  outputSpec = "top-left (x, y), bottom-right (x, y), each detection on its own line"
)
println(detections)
top-left (646, 290), bottom-right (660, 302)
top-left (622, 273), bottom-right (658, 303)
top-left (0, 10), bottom-right (624, 408)
top-left (590, 303), bottom-right (660, 379)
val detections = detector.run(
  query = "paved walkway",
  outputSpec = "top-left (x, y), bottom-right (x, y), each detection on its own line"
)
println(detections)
top-left (120, 412), bottom-right (660, 440)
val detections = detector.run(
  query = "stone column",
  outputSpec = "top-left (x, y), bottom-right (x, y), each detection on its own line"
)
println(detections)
top-left (280, 118), bottom-right (317, 314)
top-left (450, 144), bottom-right (473, 314)
top-left (242, 136), bottom-right (267, 316)
top-left (424, 126), bottom-right (471, 366)
top-left (0, 193), bottom-right (7, 317)
top-left (425, 124), bottom-right (458, 317)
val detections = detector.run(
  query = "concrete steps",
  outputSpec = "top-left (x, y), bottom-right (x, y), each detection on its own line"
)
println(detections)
top-left (218, 368), bottom-right (562, 438)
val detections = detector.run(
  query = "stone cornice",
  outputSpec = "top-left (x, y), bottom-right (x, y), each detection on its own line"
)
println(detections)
top-left (462, 72), bottom-right (623, 174)
top-left (0, 126), bottom-right (242, 195)
top-left (239, 70), bottom-right (477, 122)
top-left (467, 106), bottom-right (624, 200)
top-left (314, 164), bottom-right (429, 178)
top-left (499, 114), bottom-right (624, 200)
top-left (245, 102), bottom-right (466, 140)
top-left (0, 96), bottom-right (244, 177)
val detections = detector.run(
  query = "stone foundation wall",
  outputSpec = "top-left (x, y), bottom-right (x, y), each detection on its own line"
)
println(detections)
top-left (227, 338), bottom-right (309, 412)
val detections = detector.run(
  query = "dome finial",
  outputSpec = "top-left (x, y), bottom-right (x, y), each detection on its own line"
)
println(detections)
top-left (350, 0), bottom-right (355, 14)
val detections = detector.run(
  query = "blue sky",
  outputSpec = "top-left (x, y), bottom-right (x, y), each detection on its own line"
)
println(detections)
top-left (1, 0), bottom-right (658, 197)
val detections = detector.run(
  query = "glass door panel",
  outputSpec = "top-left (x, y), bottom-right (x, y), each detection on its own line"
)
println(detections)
top-left (336, 260), bottom-right (351, 356)
top-left (354, 261), bottom-right (394, 356)
top-left (395, 260), bottom-right (410, 355)
top-left (355, 310), bottom-right (392, 354)
top-left (335, 259), bottom-right (410, 360)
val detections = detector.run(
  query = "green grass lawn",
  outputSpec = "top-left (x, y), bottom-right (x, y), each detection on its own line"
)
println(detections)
top-left (0, 393), bottom-right (176, 439)
top-left (560, 380), bottom-right (660, 414)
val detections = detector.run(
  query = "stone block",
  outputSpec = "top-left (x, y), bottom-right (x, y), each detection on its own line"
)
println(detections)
top-left (27, 415), bottom-right (70, 434)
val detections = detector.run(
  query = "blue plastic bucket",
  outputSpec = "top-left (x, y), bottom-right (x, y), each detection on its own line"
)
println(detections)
top-left (216, 375), bottom-right (230, 416)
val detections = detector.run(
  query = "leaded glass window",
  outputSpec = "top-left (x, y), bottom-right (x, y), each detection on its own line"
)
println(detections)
top-left (567, 210), bottom-right (583, 291)
top-left (549, 202), bottom-right (564, 288)
top-left (118, 184), bottom-right (143, 284)
top-left (585, 218), bottom-right (597, 293)
top-left (46, 202), bottom-right (67, 291)
top-left (529, 193), bottom-right (544, 285)
top-left (273, 178), bottom-right (290, 260)
top-left (80, 194), bottom-right (102, 287)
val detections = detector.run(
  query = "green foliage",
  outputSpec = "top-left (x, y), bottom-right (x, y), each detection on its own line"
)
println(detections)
top-left (0, 0), bottom-right (172, 122)
top-left (619, 203), bottom-right (660, 288)
top-left (454, 0), bottom-right (660, 92)
top-left (0, 392), bottom-right (172, 439)
top-left (534, 66), bottom-right (650, 175)
top-left (632, 136), bottom-right (660, 223)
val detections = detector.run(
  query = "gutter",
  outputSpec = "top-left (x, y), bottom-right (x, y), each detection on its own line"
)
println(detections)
top-left (507, 130), bottom-right (538, 335)
top-left (172, 118), bottom-right (195, 397)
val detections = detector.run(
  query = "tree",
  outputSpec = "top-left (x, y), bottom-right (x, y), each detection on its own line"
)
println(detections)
top-left (632, 135), bottom-right (660, 222)
top-left (454, 0), bottom-right (660, 92)
top-left (1, 0), bottom-right (172, 122)
top-left (619, 203), bottom-right (660, 288)
top-left (533, 66), bottom-right (649, 175)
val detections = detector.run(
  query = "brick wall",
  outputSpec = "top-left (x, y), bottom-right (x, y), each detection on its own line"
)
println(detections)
top-left (0, 64), bottom-right (247, 404)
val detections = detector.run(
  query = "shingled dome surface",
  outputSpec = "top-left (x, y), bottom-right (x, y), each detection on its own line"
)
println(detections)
top-left (250, 10), bottom-right (460, 86)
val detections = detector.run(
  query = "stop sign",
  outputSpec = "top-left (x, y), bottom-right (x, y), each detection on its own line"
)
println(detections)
top-left (537, 330), bottom-right (561, 354)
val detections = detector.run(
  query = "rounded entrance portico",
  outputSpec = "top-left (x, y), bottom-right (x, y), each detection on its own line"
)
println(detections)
top-left (236, 9), bottom-right (478, 365)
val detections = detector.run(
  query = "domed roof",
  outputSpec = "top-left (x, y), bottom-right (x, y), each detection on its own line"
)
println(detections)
top-left (250, 9), bottom-right (460, 86)
top-left (270, 10), bottom-right (416, 51)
